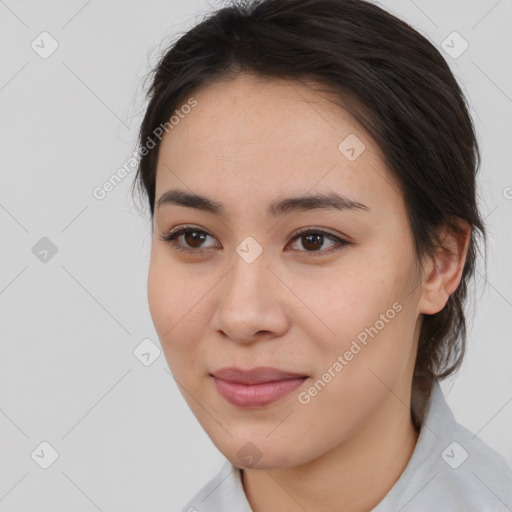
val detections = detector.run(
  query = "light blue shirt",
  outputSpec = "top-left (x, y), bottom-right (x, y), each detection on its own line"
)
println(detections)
top-left (182, 381), bottom-right (512, 511)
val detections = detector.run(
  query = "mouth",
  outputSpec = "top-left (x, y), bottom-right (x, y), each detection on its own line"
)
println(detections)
top-left (210, 366), bottom-right (309, 408)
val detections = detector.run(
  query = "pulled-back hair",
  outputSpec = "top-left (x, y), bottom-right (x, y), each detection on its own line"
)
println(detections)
top-left (133, 0), bottom-right (486, 428)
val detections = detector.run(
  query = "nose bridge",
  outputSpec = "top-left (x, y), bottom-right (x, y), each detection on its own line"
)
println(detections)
top-left (225, 245), bottom-right (270, 306)
top-left (212, 244), bottom-right (287, 341)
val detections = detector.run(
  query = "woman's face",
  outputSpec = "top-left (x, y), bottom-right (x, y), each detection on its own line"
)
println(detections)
top-left (148, 74), bottom-right (425, 469)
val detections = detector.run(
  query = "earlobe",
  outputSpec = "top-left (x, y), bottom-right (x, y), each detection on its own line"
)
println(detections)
top-left (418, 219), bottom-right (471, 315)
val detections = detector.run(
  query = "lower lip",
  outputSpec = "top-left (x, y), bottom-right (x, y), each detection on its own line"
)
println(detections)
top-left (213, 376), bottom-right (307, 408)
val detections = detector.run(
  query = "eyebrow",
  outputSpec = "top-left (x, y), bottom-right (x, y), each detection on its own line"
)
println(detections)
top-left (156, 189), bottom-right (369, 217)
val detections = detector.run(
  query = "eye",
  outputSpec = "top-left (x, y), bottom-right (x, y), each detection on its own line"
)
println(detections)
top-left (158, 225), bottom-right (219, 254)
top-left (158, 226), bottom-right (350, 256)
top-left (287, 228), bottom-right (350, 256)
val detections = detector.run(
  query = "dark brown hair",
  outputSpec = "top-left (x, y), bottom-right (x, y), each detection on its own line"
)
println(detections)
top-left (132, 0), bottom-right (486, 428)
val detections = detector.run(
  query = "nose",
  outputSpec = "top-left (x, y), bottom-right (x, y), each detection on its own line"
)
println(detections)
top-left (210, 251), bottom-right (290, 344)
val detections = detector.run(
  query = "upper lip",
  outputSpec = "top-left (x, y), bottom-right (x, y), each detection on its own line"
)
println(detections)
top-left (211, 366), bottom-right (308, 385)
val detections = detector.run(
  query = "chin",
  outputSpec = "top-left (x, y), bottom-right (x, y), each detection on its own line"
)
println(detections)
top-left (216, 437), bottom-right (302, 470)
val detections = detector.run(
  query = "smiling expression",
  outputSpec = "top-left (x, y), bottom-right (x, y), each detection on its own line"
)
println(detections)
top-left (147, 73), bottom-right (425, 469)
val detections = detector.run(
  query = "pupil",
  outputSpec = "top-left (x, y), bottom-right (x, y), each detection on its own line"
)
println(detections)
top-left (304, 234), bottom-right (322, 251)
top-left (185, 231), bottom-right (205, 248)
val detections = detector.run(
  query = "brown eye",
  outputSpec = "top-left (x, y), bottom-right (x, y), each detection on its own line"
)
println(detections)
top-left (288, 229), bottom-right (349, 256)
top-left (159, 226), bottom-right (219, 253)
top-left (159, 226), bottom-right (349, 257)
top-left (301, 233), bottom-right (324, 251)
top-left (183, 230), bottom-right (208, 248)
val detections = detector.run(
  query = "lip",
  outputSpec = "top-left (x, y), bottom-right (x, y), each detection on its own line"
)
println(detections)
top-left (211, 366), bottom-right (308, 408)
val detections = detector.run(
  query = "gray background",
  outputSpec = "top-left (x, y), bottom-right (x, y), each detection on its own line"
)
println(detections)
top-left (0, 0), bottom-right (511, 510)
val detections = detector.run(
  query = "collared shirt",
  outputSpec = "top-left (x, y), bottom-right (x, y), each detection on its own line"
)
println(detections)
top-left (181, 381), bottom-right (512, 511)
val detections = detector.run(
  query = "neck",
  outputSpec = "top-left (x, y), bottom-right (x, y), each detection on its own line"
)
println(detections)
top-left (241, 391), bottom-right (420, 512)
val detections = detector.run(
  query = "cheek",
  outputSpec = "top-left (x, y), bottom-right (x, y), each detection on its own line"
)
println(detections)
top-left (147, 246), bottom-right (246, 396)
top-left (148, 247), bottom-right (207, 327)
top-left (147, 254), bottom-right (175, 335)
top-left (147, 251), bottom-right (206, 370)
top-left (296, 254), bottom-right (418, 381)
top-left (289, 260), bottom-right (403, 344)
top-left (293, 304), bottom-right (416, 445)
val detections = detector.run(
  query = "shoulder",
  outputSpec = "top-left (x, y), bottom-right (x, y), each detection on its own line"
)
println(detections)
top-left (434, 420), bottom-right (512, 510)
top-left (374, 382), bottom-right (512, 511)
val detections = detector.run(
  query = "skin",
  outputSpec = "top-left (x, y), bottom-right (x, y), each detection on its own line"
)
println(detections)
top-left (147, 73), bottom-right (470, 512)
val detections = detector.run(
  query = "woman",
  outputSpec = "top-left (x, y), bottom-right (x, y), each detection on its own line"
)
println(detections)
top-left (132, 0), bottom-right (512, 510)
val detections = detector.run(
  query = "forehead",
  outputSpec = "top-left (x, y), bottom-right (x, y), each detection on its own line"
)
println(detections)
top-left (155, 74), bottom-right (401, 216)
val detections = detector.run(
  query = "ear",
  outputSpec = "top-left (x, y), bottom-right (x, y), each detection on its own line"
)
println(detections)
top-left (418, 219), bottom-right (471, 315)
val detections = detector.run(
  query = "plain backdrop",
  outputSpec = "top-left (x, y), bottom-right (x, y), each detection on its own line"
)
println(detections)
top-left (1, 0), bottom-right (511, 510)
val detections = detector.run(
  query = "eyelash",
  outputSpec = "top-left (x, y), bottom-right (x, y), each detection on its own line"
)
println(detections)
top-left (158, 225), bottom-right (350, 257)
